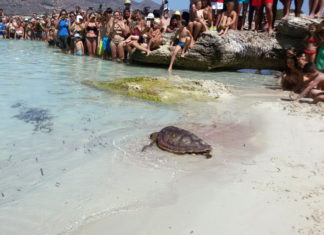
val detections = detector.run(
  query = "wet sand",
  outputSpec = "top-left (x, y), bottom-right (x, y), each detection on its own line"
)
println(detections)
top-left (75, 88), bottom-right (324, 235)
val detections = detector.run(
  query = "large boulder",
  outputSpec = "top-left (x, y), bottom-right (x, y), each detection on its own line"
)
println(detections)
top-left (132, 16), bottom-right (322, 71)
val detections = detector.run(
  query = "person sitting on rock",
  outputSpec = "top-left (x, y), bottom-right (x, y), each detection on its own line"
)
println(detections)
top-left (294, 62), bottom-right (324, 104)
top-left (166, 16), bottom-right (179, 33)
top-left (168, 19), bottom-right (194, 72)
top-left (147, 18), bottom-right (163, 51)
top-left (188, 0), bottom-right (209, 41)
top-left (218, 1), bottom-right (237, 37)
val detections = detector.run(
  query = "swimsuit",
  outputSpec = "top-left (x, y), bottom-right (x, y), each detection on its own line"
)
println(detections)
top-left (178, 42), bottom-right (185, 49)
top-left (252, 0), bottom-right (273, 7)
top-left (305, 49), bottom-right (317, 55)
top-left (48, 40), bottom-right (55, 46)
top-left (238, 0), bottom-right (249, 4)
top-left (316, 46), bottom-right (324, 71)
top-left (76, 50), bottom-right (83, 56)
top-left (308, 38), bottom-right (317, 43)
top-left (86, 37), bottom-right (97, 43)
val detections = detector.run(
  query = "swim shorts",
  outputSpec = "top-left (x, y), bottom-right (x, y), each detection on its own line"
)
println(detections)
top-left (58, 36), bottom-right (69, 50)
top-left (178, 42), bottom-right (185, 49)
top-left (238, 0), bottom-right (249, 4)
top-left (102, 37), bottom-right (111, 52)
top-left (252, 0), bottom-right (274, 7)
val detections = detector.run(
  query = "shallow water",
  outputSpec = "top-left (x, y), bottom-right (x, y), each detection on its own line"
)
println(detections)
top-left (0, 40), bottom-right (276, 234)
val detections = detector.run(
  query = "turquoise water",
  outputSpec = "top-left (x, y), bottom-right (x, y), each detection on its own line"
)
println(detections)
top-left (0, 40), bottom-right (276, 234)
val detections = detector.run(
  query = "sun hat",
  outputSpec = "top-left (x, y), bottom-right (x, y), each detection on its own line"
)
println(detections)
top-left (163, 7), bottom-right (170, 12)
top-left (125, 0), bottom-right (131, 4)
top-left (146, 13), bottom-right (155, 19)
top-left (173, 11), bottom-right (181, 16)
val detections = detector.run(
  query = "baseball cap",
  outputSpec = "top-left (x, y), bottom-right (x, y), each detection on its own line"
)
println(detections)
top-left (146, 13), bottom-right (154, 19)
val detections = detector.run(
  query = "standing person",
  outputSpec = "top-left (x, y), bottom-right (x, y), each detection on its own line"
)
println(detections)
top-left (281, 0), bottom-right (304, 19)
top-left (56, 9), bottom-right (71, 53)
top-left (0, 18), bottom-right (6, 39)
top-left (0, 9), bottom-right (4, 18)
top-left (15, 22), bottom-right (24, 40)
top-left (161, 7), bottom-right (171, 32)
top-left (248, 0), bottom-right (256, 30)
top-left (304, 24), bottom-right (318, 63)
top-left (237, 0), bottom-right (249, 30)
top-left (309, 0), bottom-right (323, 18)
top-left (74, 33), bottom-right (84, 56)
top-left (110, 11), bottom-right (127, 62)
top-left (316, 22), bottom-right (324, 71)
top-left (253, 0), bottom-right (274, 34)
top-left (25, 21), bottom-right (34, 40)
top-left (168, 19), bottom-right (194, 72)
top-left (85, 13), bottom-right (99, 56)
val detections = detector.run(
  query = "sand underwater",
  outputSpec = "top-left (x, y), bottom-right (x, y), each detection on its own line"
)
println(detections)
top-left (0, 40), bottom-right (323, 235)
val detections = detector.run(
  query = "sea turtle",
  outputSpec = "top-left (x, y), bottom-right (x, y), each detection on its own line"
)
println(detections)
top-left (142, 126), bottom-right (212, 159)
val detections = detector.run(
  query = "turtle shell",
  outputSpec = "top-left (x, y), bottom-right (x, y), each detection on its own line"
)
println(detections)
top-left (156, 126), bottom-right (212, 154)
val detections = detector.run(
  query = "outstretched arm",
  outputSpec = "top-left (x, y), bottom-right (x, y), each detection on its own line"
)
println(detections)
top-left (295, 80), bottom-right (318, 101)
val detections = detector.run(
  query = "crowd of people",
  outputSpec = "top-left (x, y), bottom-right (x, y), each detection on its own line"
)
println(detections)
top-left (0, 0), bottom-right (324, 101)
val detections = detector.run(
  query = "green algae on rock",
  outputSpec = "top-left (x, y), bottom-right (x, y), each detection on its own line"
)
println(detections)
top-left (83, 76), bottom-right (230, 103)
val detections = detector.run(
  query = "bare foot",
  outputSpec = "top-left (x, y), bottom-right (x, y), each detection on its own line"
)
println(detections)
top-left (146, 50), bottom-right (151, 56)
top-left (281, 14), bottom-right (289, 20)
top-left (308, 14), bottom-right (315, 19)
top-left (268, 28), bottom-right (274, 35)
top-left (180, 53), bottom-right (185, 58)
top-left (168, 67), bottom-right (172, 72)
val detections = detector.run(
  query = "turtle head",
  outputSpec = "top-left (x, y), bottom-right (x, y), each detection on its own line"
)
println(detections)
top-left (150, 132), bottom-right (159, 141)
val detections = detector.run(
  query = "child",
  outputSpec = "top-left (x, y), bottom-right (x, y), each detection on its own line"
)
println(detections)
top-left (304, 24), bottom-right (318, 63)
top-left (218, 1), bottom-right (237, 37)
top-left (74, 33), bottom-right (84, 56)
top-left (294, 63), bottom-right (324, 104)
top-left (0, 18), bottom-right (6, 39)
top-left (168, 19), bottom-right (194, 72)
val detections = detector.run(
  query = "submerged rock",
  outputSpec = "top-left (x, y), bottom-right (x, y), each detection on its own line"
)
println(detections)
top-left (83, 76), bottom-right (230, 103)
top-left (132, 16), bottom-right (322, 71)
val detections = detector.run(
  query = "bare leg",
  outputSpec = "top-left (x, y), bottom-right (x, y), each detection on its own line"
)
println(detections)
top-left (265, 3), bottom-right (274, 34)
top-left (221, 17), bottom-right (232, 37)
top-left (86, 38), bottom-right (93, 56)
top-left (216, 10), bottom-right (222, 28)
top-left (310, 89), bottom-right (324, 104)
top-left (91, 40), bottom-right (97, 57)
top-left (193, 22), bottom-right (203, 40)
top-left (282, 0), bottom-right (292, 19)
top-left (254, 7), bottom-right (261, 32)
top-left (315, 0), bottom-right (323, 17)
top-left (294, 0), bottom-right (304, 17)
top-left (188, 22), bottom-right (194, 35)
top-left (181, 37), bottom-right (191, 57)
top-left (309, 0), bottom-right (319, 18)
top-left (168, 45), bottom-right (182, 72)
top-left (117, 42), bottom-right (125, 62)
top-left (218, 15), bottom-right (228, 36)
top-left (110, 41), bottom-right (117, 62)
top-left (132, 41), bottom-right (150, 55)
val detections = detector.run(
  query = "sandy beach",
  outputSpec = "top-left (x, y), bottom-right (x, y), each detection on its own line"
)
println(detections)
top-left (74, 88), bottom-right (324, 235)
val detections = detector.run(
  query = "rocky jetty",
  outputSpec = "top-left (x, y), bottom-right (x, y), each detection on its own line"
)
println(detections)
top-left (132, 16), bottom-right (323, 71)
top-left (83, 76), bottom-right (230, 103)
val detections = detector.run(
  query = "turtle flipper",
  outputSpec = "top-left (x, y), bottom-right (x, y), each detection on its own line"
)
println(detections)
top-left (204, 152), bottom-right (212, 159)
top-left (142, 141), bottom-right (156, 152)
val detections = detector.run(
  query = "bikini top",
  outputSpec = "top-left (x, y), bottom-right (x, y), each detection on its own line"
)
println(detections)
top-left (308, 38), bottom-right (317, 43)
top-left (114, 24), bottom-right (123, 35)
top-left (87, 24), bottom-right (98, 33)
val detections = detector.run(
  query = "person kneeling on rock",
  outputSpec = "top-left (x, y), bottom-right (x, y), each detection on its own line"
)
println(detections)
top-left (168, 19), bottom-right (194, 72)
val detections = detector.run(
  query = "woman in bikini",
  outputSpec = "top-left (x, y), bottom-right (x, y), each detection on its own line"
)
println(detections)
top-left (85, 13), bottom-right (99, 56)
top-left (304, 24), bottom-right (318, 63)
top-left (110, 11), bottom-right (127, 62)
top-left (280, 55), bottom-right (304, 92)
top-left (15, 21), bottom-right (24, 40)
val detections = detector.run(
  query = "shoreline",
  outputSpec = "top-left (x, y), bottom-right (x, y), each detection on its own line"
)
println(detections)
top-left (74, 88), bottom-right (324, 235)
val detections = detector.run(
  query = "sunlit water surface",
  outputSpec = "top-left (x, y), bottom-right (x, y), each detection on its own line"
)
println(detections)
top-left (0, 40), bottom-right (276, 234)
